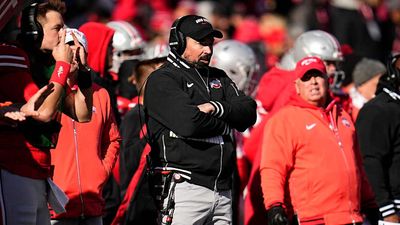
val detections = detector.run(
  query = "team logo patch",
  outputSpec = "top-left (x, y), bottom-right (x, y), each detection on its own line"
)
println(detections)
top-left (210, 79), bottom-right (222, 89)
top-left (342, 117), bottom-right (351, 127)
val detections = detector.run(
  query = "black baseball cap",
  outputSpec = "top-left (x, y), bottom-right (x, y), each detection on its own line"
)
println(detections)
top-left (179, 15), bottom-right (223, 41)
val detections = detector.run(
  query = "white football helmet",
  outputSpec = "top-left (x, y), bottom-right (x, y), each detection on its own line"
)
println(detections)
top-left (140, 42), bottom-right (170, 63)
top-left (293, 30), bottom-right (346, 92)
top-left (278, 49), bottom-right (296, 70)
top-left (106, 21), bottom-right (145, 73)
top-left (293, 30), bottom-right (343, 62)
top-left (210, 40), bottom-right (259, 95)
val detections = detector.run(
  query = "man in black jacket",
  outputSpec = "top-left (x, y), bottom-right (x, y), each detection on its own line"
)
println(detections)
top-left (356, 53), bottom-right (400, 223)
top-left (144, 15), bottom-right (257, 225)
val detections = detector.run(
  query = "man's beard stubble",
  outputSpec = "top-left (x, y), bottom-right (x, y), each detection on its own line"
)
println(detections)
top-left (193, 55), bottom-right (211, 69)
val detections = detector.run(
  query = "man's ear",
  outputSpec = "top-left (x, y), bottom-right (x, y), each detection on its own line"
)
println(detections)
top-left (129, 75), bottom-right (137, 85)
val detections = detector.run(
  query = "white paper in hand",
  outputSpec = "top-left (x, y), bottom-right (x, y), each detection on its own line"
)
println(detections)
top-left (47, 178), bottom-right (69, 214)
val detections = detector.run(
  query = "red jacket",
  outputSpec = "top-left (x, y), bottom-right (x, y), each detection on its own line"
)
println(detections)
top-left (50, 85), bottom-right (121, 218)
top-left (260, 95), bottom-right (376, 224)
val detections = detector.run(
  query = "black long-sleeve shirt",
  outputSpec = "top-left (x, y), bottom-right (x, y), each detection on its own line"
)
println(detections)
top-left (356, 88), bottom-right (400, 218)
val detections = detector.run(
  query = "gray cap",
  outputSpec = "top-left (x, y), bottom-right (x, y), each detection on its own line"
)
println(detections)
top-left (352, 58), bottom-right (386, 87)
top-left (386, 0), bottom-right (400, 10)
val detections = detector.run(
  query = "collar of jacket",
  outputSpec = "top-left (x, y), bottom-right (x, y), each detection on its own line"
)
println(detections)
top-left (288, 94), bottom-right (340, 126)
top-left (167, 49), bottom-right (195, 69)
top-left (383, 87), bottom-right (400, 100)
top-left (288, 93), bottom-right (338, 113)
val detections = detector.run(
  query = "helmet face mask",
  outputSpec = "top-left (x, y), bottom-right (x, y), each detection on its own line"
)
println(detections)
top-left (210, 40), bottom-right (259, 95)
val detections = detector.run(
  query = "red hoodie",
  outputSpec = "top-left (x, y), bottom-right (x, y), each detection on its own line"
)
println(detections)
top-left (50, 22), bottom-right (119, 218)
top-left (256, 66), bottom-right (295, 114)
top-left (79, 22), bottom-right (114, 78)
top-left (50, 84), bottom-right (121, 218)
top-left (260, 95), bottom-right (376, 224)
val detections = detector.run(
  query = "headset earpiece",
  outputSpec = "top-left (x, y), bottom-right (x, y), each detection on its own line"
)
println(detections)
top-left (20, 3), bottom-right (43, 49)
top-left (384, 53), bottom-right (400, 89)
top-left (169, 15), bottom-right (190, 55)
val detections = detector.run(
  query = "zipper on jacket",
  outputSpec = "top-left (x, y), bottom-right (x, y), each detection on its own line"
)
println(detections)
top-left (72, 120), bottom-right (85, 218)
top-left (214, 144), bottom-right (224, 191)
top-left (194, 68), bottom-right (210, 95)
top-left (328, 111), bottom-right (355, 223)
top-left (162, 134), bottom-right (168, 166)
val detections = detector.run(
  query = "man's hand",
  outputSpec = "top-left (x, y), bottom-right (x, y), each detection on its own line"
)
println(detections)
top-left (384, 214), bottom-right (400, 223)
top-left (1, 107), bottom-right (30, 122)
top-left (20, 83), bottom-right (55, 117)
top-left (52, 28), bottom-right (73, 63)
top-left (197, 102), bottom-right (215, 114)
top-left (267, 205), bottom-right (289, 225)
top-left (71, 32), bottom-right (88, 69)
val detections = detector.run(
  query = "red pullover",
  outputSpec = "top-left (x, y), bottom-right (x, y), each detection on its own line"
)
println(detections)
top-left (260, 95), bottom-right (376, 224)
top-left (50, 85), bottom-right (120, 218)
top-left (79, 22), bottom-right (114, 78)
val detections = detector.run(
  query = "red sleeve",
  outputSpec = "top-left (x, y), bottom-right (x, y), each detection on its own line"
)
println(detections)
top-left (260, 111), bottom-right (294, 209)
top-left (99, 88), bottom-right (121, 175)
top-left (0, 44), bottom-right (39, 103)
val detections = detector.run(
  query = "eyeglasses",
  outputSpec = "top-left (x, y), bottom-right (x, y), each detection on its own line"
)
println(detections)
top-left (300, 71), bottom-right (326, 82)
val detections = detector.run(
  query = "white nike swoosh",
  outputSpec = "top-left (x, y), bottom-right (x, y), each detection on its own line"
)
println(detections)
top-left (187, 82), bottom-right (194, 88)
top-left (306, 123), bottom-right (316, 130)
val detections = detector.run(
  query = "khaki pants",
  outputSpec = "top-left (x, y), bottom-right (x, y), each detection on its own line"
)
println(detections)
top-left (170, 181), bottom-right (232, 225)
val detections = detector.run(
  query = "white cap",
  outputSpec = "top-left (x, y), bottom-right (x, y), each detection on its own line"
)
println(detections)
top-left (65, 28), bottom-right (88, 52)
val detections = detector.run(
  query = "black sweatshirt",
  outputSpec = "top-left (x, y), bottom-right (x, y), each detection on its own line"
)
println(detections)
top-left (356, 87), bottom-right (400, 218)
top-left (144, 51), bottom-right (257, 191)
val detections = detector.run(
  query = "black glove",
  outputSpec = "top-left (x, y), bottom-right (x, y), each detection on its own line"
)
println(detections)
top-left (363, 208), bottom-right (381, 225)
top-left (267, 205), bottom-right (289, 225)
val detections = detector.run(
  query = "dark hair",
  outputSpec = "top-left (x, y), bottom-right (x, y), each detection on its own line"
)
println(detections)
top-left (37, 0), bottom-right (66, 22)
top-left (19, 0), bottom-right (66, 49)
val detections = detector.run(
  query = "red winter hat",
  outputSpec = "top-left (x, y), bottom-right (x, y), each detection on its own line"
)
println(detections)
top-left (295, 56), bottom-right (327, 79)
